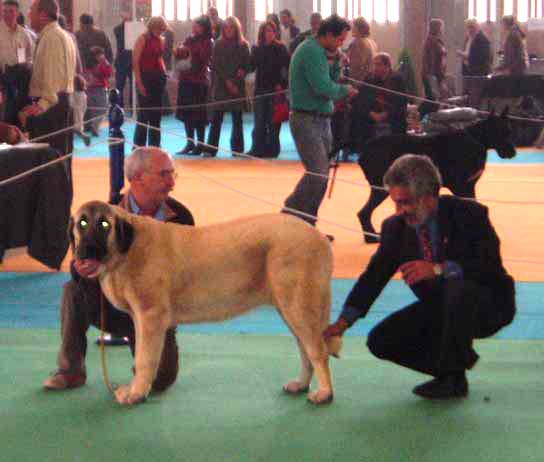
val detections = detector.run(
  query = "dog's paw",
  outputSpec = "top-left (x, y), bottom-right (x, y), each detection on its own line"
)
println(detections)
top-left (114, 384), bottom-right (147, 405)
top-left (307, 390), bottom-right (334, 405)
top-left (282, 381), bottom-right (310, 395)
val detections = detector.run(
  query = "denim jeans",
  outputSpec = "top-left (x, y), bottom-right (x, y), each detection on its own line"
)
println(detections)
top-left (283, 112), bottom-right (332, 226)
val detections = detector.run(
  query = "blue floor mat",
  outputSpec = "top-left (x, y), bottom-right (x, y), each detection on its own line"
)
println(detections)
top-left (1, 272), bottom-right (543, 339)
top-left (74, 114), bottom-right (544, 164)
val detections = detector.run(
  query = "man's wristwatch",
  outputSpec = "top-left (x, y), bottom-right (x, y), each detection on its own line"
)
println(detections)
top-left (433, 263), bottom-right (444, 277)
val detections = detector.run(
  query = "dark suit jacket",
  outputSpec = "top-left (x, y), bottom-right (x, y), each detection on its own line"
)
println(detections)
top-left (463, 30), bottom-right (492, 76)
top-left (344, 196), bottom-right (515, 325)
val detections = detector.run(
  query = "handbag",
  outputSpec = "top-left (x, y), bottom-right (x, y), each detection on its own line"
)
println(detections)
top-left (272, 94), bottom-right (289, 125)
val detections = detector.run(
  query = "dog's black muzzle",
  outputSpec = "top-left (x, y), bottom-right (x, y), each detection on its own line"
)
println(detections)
top-left (76, 237), bottom-right (109, 262)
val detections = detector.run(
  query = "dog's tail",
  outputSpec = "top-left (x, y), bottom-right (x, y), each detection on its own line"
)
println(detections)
top-left (325, 335), bottom-right (343, 359)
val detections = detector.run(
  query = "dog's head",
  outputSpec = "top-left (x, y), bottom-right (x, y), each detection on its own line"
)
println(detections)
top-left (69, 200), bottom-right (134, 277)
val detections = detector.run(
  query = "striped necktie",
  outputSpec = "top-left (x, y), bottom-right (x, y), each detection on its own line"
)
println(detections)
top-left (419, 225), bottom-right (434, 262)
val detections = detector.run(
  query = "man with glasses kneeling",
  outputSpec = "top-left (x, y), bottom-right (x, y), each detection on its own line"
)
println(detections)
top-left (43, 147), bottom-right (194, 392)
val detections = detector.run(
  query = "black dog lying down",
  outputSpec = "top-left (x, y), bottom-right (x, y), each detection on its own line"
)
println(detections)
top-left (349, 108), bottom-right (516, 242)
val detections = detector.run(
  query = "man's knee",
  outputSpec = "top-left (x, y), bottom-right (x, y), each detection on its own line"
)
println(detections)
top-left (366, 326), bottom-right (390, 360)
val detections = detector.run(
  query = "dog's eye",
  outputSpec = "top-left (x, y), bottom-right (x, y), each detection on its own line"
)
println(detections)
top-left (79, 219), bottom-right (88, 229)
top-left (100, 220), bottom-right (110, 230)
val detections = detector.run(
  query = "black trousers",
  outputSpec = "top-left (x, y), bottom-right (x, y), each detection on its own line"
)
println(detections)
top-left (115, 57), bottom-right (132, 109)
top-left (206, 110), bottom-right (244, 155)
top-left (133, 74), bottom-right (166, 148)
top-left (367, 278), bottom-right (514, 377)
top-left (1, 64), bottom-right (32, 126)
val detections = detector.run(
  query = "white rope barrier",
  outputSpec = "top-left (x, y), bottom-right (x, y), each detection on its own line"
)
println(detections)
top-left (347, 76), bottom-right (544, 125)
top-left (0, 114), bottom-right (541, 264)
top-left (122, 134), bottom-right (543, 265)
top-left (87, 89), bottom-right (288, 113)
top-left (29, 112), bottom-right (109, 144)
top-left (125, 115), bottom-right (544, 206)
top-left (0, 137), bottom-right (123, 189)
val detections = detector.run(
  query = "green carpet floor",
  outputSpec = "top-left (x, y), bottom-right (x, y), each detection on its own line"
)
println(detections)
top-left (1, 329), bottom-right (543, 462)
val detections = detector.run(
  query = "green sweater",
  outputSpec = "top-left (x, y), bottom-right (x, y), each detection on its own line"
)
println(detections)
top-left (288, 36), bottom-right (349, 114)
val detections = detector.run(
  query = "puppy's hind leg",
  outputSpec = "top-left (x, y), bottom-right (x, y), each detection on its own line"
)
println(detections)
top-left (282, 337), bottom-right (313, 395)
top-left (274, 282), bottom-right (334, 405)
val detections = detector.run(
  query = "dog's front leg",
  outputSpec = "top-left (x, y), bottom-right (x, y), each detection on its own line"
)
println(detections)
top-left (115, 311), bottom-right (166, 405)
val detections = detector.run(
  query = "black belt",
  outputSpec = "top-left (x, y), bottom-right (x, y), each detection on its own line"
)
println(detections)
top-left (291, 109), bottom-right (332, 118)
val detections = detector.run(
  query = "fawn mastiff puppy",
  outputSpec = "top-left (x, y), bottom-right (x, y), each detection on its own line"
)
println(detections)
top-left (70, 200), bottom-right (342, 406)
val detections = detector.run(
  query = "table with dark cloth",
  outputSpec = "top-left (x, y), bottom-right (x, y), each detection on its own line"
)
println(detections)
top-left (480, 74), bottom-right (544, 99)
top-left (0, 145), bottom-right (73, 269)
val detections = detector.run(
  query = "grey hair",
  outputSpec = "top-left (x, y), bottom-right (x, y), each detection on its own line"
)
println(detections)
top-left (125, 147), bottom-right (172, 181)
top-left (383, 154), bottom-right (442, 197)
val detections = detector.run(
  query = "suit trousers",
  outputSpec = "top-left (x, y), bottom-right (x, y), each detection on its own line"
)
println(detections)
top-left (27, 94), bottom-right (74, 156)
top-left (367, 278), bottom-right (509, 377)
top-left (57, 278), bottom-right (179, 391)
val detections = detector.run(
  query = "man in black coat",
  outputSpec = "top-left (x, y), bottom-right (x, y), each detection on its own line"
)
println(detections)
top-left (113, 12), bottom-right (133, 108)
top-left (324, 154), bottom-right (516, 399)
top-left (350, 52), bottom-right (407, 151)
top-left (43, 147), bottom-right (195, 393)
top-left (458, 19), bottom-right (492, 107)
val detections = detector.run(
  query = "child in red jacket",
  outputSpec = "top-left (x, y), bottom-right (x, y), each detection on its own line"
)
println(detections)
top-left (85, 46), bottom-right (113, 137)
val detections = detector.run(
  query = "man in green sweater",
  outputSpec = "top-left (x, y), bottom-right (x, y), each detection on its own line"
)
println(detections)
top-left (282, 15), bottom-right (358, 234)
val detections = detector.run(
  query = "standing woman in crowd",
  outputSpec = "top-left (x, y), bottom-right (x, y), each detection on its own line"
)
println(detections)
top-left (203, 16), bottom-right (250, 157)
top-left (421, 18), bottom-right (448, 115)
top-left (174, 15), bottom-right (213, 156)
top-left (207, 6), bottom-right (224, 40)
top-left (267, 13), bottom-right (282, 40)
top-left (132, 16), bottom-right (169, 147)
top-left (347, 17), bottom-right (378, 82)
top-left (495, 15), bottom-right (528, 76)
top-left (246, 21), bottom-right (289, 158)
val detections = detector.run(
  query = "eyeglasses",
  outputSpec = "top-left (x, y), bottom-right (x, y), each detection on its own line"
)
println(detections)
top-left (146, 169), bottom-right (178, 180)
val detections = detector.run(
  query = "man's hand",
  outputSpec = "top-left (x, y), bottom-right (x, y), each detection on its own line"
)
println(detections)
top-left (323, 318), bottom-right (349, 339)
top-left (347, 85), bottom-right (359, 99)
top-left (225, 79), bottom-right (240, 96)
top-left (370, 111), bottom-right (388, 123)
top-left (19, 104), bottom-right (44, 128)
top-left (399, 260), bottom-right (438, 286)
top-left (22, 104), bottom-right (44, 117)
top-left (7, 125), bottom-right (26, 144)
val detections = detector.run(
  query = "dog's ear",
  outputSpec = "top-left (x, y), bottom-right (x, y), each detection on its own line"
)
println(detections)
top-left (115, 217), bottom-right (134, 254)
top-left (67, 217), bottom-right (75, 253)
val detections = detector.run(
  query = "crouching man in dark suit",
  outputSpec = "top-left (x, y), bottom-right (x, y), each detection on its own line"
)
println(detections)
top-left (324, 154), bottom-right (515, 399)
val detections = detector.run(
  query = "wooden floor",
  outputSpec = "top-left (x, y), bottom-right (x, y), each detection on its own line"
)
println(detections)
top-left (2, 157), bottom-right (544, 282)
